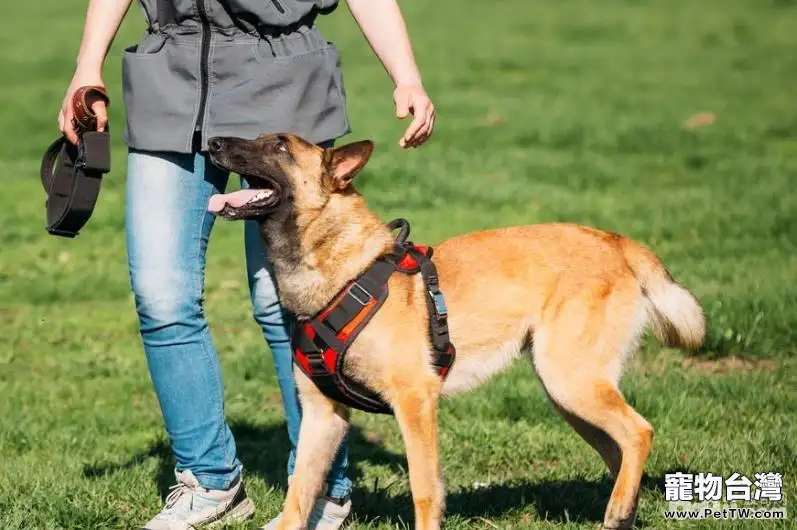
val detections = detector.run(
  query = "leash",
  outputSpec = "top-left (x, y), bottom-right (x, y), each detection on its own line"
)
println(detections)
top-left (40, 86), bottom-right (111, 238)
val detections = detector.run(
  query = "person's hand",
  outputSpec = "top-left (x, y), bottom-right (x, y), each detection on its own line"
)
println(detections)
top-left (58, 69), bottom-right (108, 145)
top-left (394, 84), bottom-right (435, 148)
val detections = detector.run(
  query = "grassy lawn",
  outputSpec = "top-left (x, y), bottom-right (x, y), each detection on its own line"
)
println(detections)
top-left (1, 0), bottom-right (795, 528)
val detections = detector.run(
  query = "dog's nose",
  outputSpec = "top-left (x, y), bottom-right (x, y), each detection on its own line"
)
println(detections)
top-left (208, 137), bottom-right (223, 152)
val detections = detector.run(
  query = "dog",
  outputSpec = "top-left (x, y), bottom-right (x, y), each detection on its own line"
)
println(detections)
top-left (206, 133), bottom-right (706, 530)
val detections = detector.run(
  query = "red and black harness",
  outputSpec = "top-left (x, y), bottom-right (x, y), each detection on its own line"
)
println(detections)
top-left (292, 219), bottom-right (456, 415)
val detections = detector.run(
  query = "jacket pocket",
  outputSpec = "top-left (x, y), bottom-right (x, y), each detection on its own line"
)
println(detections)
top-left (208, 40), bottom-right (349, 145)
top-left (121, 43), bottom-right (200, 152)
top-left (127, 32), bottom-right (168, 55)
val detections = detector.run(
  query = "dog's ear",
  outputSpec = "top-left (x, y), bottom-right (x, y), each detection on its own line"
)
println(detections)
top-left (324, 140), bottom-right (374, 191)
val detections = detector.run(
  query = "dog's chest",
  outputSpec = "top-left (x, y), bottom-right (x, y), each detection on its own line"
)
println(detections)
top-left (278, 269), bottom-right (341, 317)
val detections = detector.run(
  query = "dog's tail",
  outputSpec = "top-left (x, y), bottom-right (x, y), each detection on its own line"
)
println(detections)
top-left (621, 239), bottom-right (706, 351)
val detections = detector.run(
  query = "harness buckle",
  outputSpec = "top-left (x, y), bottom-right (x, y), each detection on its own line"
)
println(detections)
top-left (349, 282), bottom-right (372, 306)
top-left (429, 291), bottom-right (448, 319)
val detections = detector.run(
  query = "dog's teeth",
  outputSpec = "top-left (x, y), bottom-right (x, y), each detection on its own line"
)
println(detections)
top-left (246, 189), bottom-right (274, 204)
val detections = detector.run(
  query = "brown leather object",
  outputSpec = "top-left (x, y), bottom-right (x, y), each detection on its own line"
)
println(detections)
top-left (71, 86), bottom-right (110, 132)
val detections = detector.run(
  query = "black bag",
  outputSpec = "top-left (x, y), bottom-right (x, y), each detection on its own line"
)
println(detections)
top-left (40, 86), bottom-right (111, 238)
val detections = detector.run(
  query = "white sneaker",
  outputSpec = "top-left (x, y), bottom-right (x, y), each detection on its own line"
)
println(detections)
top-left (142, 469), bottom-right (256, 530)
top-left (261, 496), bottom-right (352, 530)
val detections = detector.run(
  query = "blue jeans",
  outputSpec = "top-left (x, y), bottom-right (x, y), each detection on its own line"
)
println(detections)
top-left (125, 148), bottom-right (352, 497)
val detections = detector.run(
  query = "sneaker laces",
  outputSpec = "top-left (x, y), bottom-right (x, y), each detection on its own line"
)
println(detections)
top-left (161, 472), bottom-right (206, 516)
top-left (164, 482), bottom-right (194, 511)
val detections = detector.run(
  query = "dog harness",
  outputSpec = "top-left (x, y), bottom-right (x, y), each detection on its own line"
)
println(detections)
top-left (40, 86), bottom-right (111, 238)
top-left (292, 219), bottom-right (456, 415)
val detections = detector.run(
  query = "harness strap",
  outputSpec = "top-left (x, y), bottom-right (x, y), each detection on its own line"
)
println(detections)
top-left (418, 250), bottom-right (456, 378)
top-left (293, 276), bottom-right (392, 414)
top-left (299, 252), bottom-right (402, 414)
top-left (292, 220), bottom-right (457, 415)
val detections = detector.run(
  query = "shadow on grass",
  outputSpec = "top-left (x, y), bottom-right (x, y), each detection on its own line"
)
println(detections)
top-left (82, 420), bottom-right (406, 500)
top-left (83, 422), bottom-right (686, 527)
top-left (351, 471), bottom-right (680, 528)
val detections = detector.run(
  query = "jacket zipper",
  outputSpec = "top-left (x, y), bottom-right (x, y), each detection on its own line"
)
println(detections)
top-left (271, 0), bottom-right (286, 14)
top-left (193, 0), bottom-right (212, 138)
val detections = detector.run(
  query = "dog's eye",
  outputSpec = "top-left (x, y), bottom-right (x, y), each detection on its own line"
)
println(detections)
top-left (277, 144), bottom-right (288, 153)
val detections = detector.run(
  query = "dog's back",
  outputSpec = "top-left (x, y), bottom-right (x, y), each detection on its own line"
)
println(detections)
top-left (412, 222), bottom-right (704, 528)
top-left (429, 223), bottom-right (704, 393)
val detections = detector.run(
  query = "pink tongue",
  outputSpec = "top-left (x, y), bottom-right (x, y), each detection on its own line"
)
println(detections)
top-left (207, 189), bottom-right (263, 213)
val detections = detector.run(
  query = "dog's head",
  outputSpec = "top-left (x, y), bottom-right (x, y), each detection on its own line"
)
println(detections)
top-left (207, 133), bottom-right (373, 221)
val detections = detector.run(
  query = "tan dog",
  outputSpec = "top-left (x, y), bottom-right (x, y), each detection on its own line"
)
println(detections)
top-left (206, 134), bottom-right (706, 530)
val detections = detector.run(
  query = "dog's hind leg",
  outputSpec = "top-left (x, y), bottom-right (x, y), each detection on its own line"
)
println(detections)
top-left (532, 282), bottom-right (653, 530)
top-left (277, 370), bottom-right (351, 530)
top-left (388, 376), bottom-right (445, 530)
top-left (536, 357), bottom-right (653, 529)
top-left (553, 404), bottom-right (622, 478)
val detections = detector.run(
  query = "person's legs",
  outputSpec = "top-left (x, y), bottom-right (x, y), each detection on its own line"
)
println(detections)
top-left (243, 203), bottom-right (353, 501)
top-left (126, 149), bottom-right (241, 490)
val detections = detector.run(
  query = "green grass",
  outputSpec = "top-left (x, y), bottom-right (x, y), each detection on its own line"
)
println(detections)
top-left (1, 0), bottom-right (796, 528)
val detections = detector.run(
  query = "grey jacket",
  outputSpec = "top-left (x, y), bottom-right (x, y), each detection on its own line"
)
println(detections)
top-left (122, 0), bottom-right (350, 153)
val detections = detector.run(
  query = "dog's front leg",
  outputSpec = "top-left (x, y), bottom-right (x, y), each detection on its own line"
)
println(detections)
top-left (277, 370), bottom-right (351, 530)
top-left (390, 379), bottom-right (444, 530)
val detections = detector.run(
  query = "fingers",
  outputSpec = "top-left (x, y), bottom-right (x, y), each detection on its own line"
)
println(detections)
top-left (91, 101), bottom-right (108, 132)
top-left (399, 96), bottom-right (427, 147)
top-left (58, 89), bottom-right (79, 145)
top-left (59, 73), bottom-right (107, 144)
top-left (401, 97), bottom-right (435, 148)
top-left (400, 108), bottom-right (425, 148)
top-left (395, 89), bottom-right (411, 120)
top-left (408, 105), bottom-right (435, 148)
top-left (59, 105), bottom-right (79, 145)
top-left (58, 93), bottom-right (108, 145)
top-left (395, 84), bottom-right (436, 148)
